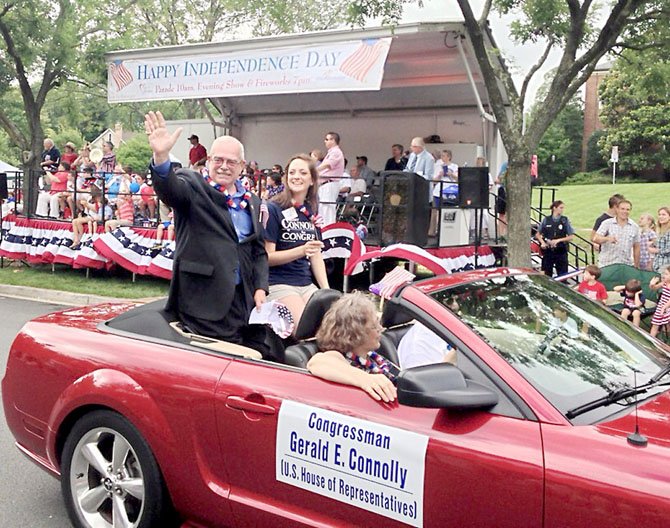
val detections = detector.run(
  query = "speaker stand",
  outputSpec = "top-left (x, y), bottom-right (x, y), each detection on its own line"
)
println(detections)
top-left (0, 199), bottom-right (4, 268)
top-left (473, 208), bottom-right (484, 269)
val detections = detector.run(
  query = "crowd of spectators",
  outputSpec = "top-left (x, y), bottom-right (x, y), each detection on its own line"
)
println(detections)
top-left (27, 133), bottom-right (509, 250)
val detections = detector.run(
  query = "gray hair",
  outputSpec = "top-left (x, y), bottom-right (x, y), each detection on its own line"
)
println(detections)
top-left (211, 135), bottom-right (245, 161)
top-left (411, 136), bottom-right (425, 148)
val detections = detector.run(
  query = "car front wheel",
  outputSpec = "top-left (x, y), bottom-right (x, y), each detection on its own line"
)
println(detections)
top-left (61, 410), bottom-right (172, 528)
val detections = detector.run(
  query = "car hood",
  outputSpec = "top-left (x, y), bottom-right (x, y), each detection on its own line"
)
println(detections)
top-left (596, 388), bottom-right (670, 446)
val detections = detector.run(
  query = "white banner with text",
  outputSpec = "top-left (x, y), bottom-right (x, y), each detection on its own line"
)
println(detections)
top-left (108, 38), bottom-right (392, 102)
top-left (276, 400), bottom-right (428, 527)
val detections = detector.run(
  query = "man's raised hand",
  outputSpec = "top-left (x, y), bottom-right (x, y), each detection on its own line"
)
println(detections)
top-left (144, 111), bottom-right (183, 165)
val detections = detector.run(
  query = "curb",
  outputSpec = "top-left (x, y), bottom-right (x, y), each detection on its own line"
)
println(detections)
top-left (0, 284), bottom-right (158, 307)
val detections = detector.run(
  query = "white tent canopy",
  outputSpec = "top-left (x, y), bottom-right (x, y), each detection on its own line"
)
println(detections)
top-left (0, 160), bottom-right (21, 173)
top-left (107, 21), bottom-right (508, 169)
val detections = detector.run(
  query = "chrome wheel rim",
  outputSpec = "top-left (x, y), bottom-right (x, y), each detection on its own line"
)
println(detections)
top-left (69, 427), bottom-right (145, 528)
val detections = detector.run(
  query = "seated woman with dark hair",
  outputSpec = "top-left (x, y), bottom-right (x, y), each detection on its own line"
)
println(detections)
top-left (307, 293), bottom-right (398, 402)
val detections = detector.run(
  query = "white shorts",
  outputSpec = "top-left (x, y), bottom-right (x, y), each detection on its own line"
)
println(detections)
top-left (267, 283), bottom-right (318, 302)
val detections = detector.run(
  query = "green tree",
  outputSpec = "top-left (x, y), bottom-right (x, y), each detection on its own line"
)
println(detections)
top-left (116, 134), bottom-right (153, 173)
top-left (585, 130), bottom-right (607, 171)
top-left (0, 0), bottom-right (141, 206)
top-left (350, 0), bottom-right (668, 265)
top-left (598, 50), bottom-right (670, 176)
top-left (535, 97), bottom-right (583, 185)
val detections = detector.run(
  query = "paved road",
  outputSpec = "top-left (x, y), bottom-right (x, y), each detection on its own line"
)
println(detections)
top-left (0, 296), bottom-right (71, 527)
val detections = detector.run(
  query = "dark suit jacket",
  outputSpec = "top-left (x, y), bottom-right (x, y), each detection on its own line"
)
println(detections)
top-left (151, 167), bottom-right (268, 321)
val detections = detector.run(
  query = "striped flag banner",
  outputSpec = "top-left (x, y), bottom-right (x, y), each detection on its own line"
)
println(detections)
top-left (344, 243), bottom-right (450, 276)
top-left (339, 39), bottom-right (390, 83)
top-left (321, 222), bottom-right (366, 274)
top-left (109, 60), bottom-right (134, 91)
top-left (370, 266), bottom-right (416, 299)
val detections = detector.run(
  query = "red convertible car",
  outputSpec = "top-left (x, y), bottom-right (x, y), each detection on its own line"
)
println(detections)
top-left (4, 268), bottom-right (670, 528)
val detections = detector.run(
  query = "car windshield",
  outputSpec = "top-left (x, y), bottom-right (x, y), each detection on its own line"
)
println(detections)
top-left (430, 273), bottom-right (670, 422)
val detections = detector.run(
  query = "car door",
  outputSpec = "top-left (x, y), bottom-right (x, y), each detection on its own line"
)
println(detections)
top-left (214, 358), bottom-right (544, 528)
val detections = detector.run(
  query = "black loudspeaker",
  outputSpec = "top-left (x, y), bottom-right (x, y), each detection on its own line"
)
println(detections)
top-left (458, 167), bottom-right (489, 209)
top-left (379, 171), bottom-right (429, 246)
top-left (0, 173), bottom-right (7, 200)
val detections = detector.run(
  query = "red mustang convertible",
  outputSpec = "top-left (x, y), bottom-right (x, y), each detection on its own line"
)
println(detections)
top-left (4, 269), bottom-right (670, 528)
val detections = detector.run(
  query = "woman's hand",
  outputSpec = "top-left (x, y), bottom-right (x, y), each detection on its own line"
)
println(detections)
top-left (358, 373), bottom-right (397, 402)
top-left (144, 111), bottom-right (183, 165)
top-left (303, 240), bottom-right (324, 258)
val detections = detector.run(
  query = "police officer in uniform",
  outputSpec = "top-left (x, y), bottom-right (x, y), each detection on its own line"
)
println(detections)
top-left (536, 200), bottom-right (575, 277)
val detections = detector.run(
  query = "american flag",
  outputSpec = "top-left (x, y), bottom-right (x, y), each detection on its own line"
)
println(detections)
top-left (248, 301), bottom-right (295, 338)
top-left (339, 40), bottom-right (387, 82)
top-left (109, 60), bottom-right (134, 91)
top-left (259, 202), bottom-right (269, 229)
top-left (370, 266), bottom-right (416, 299)
top-left (273, 302), bottom-right (295, 338)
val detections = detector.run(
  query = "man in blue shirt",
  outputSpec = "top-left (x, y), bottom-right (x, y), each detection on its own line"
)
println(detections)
top-left (145, 111), bottom-right (270, 357)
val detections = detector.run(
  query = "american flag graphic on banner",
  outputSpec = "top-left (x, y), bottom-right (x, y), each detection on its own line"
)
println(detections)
top-left (109, 60), bottom-right (134, 91)
top-left (370, 266), bottom-right (416, 299)
top-left (339, 39), bottom-right (387, 82)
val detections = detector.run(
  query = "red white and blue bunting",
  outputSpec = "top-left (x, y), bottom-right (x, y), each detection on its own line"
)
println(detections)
top-left (1, 215), bottom-right (496, 281)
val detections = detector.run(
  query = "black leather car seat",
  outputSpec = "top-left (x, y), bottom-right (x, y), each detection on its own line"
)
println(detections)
top-left (284, 289), bottom-right (343, 368)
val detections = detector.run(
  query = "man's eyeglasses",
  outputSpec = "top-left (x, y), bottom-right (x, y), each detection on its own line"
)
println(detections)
top-left (211, 156), bottom-right (241, 168)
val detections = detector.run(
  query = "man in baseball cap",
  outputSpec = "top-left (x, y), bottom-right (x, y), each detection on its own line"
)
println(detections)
top-left (188, 134), bottom-right (207, 169)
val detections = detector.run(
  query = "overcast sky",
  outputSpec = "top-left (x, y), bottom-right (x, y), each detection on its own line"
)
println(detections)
top-left (395, 0), bottom-right (567, 108)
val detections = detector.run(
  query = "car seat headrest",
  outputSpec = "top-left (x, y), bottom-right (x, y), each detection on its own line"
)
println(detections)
top-left (294, 289), bottom-right (343, 340)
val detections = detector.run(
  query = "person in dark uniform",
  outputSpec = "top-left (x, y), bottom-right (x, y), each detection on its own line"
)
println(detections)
top-left (536, 200), bottom-right (575, 277)
top-left (145, 111), bottom-right (270, 357)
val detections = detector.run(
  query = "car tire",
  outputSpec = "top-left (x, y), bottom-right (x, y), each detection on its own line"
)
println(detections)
top-left (61, 410), bottom-right (173, 528)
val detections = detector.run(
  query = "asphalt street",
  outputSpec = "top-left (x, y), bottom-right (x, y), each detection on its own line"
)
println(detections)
top-left (0, 296), bottom-right (71, 527)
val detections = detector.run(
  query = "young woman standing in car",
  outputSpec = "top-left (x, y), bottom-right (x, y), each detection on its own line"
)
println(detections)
top-left (264, 154), bottom-right (329, 329)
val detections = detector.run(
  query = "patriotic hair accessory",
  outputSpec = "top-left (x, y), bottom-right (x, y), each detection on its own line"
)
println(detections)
top-left (248, 301), bottom-right (295, 338)
top-left (202, 170), bottom-right (252, 209)
top-left (345, 351), bottom-right (398, 382)
top-left (293, 202), bottom-right (324, 228)
top-left (369, 266), bottom-right (416, 299)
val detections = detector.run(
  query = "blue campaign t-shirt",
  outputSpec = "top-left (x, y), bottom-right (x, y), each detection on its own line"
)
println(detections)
top-left (264, 201), bottom-right (319, 287)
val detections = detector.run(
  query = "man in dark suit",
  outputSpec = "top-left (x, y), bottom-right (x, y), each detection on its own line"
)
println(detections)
top-left (145, 111), bottom-right (269, 356)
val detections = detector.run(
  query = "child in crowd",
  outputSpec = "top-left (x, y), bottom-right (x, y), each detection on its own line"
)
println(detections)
top-left (151, 210), bottom-right (174, 251)
top-left (577, 264), bottom-right (608, 304)
top-left (614, 279), bottom-right (645, 327)
top-left (70, 189), bottom-right (112, 249)
top-left (104, 184), bottom-right (134, 232)
top-left (639, 213), bottom-right (657, 271)
top-left (649, 267), bottom-right (670, 338)
top-left (137, 174), bottom-right (156, 219)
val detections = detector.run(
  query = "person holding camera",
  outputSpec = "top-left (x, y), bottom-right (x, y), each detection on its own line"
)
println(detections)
top-left (536, 200), bottom-right (574, 277)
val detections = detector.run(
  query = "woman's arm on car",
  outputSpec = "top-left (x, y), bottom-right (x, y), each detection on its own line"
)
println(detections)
top-left (307, 351), bottom-right (396, 402)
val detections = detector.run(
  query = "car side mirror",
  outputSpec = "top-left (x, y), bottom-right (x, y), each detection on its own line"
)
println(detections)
top-left (397, 363), bottom-right (499, 410)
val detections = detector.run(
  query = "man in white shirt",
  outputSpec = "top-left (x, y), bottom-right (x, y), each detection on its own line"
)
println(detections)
top-left (397, 323), bottom-right (457, 369)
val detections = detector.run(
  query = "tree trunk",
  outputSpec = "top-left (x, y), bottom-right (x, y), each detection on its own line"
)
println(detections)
top-left (505, 152), bottom-right (532, 268)
top-left (21, 120), bottom-right (44, 216)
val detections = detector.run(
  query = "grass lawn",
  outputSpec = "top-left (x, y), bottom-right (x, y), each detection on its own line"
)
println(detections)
top-left (532, 182), bottom-right (670, 234)
top-left (0, 262), bottom-right (169, 299)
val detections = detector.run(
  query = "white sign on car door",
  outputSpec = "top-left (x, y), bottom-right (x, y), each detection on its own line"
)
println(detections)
top-left (276, 400), bottom-right (429, 527)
